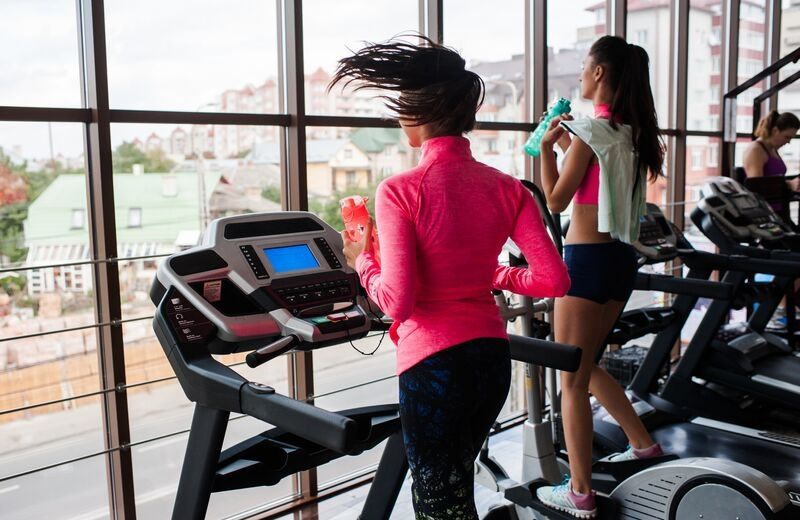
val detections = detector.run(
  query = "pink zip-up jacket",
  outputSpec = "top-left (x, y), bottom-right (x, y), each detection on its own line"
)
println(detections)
top-left (355, 136), bottom-right (570, 374)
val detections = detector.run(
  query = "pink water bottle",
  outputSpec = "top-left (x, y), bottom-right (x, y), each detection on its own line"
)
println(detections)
top-left (340, 195), bottom-right (380, 264)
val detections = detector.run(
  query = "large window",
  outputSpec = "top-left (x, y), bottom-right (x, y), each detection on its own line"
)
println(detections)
top-left (3, 1), bottom-right (791, 518)
top-left (627, 2), bottom-right (673, 125)
top-left (548, 1), bottom-right (607, 119)
top-left (0, 122), bottom-right (110, 520)
top-left (687, 1), bottom-right (723, 131)
top-left (105, 0), bottom-right (280, 113)
top-left (0, 1), bottom-right (82, 108)
top-left (736, 1), bottom-right (767, 134)
top-left (778, 0), bottom-right (800, 116)
top-left (444, 0), bottom-right (525, 122)
top-left (684, 136), bottom-right (721, 241)
top-left (302, 0), bottom-right (418, 117)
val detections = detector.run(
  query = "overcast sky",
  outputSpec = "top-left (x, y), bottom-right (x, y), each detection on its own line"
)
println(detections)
top-left (0, 0), bottom-right (595, 160)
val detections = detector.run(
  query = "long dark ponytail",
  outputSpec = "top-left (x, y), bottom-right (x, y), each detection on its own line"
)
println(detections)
top-left (589, 36), bottom-right (665, 181)
top-left (328, 35), bottom-right (485, 136)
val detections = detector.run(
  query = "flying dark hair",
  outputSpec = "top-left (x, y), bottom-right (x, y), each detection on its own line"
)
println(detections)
top-left (328, 35), bottom-right (485, 137)
top-left (755, 110), bottom-right (800, 139)
top-left (588, 36), bottom-right (665, 182)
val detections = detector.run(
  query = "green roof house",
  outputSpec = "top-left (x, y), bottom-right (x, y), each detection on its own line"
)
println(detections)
top-left (23, 171), bottom-right (221, 295)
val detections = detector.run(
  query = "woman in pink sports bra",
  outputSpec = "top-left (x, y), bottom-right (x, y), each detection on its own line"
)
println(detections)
top-left (534, 36), bottom-right (667, 518)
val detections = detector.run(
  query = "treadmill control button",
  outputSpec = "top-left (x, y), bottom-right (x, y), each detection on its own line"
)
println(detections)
top-left (314, 237), bottom-right (343, 269)
top-left (240, 245), bottom-right (270, 280)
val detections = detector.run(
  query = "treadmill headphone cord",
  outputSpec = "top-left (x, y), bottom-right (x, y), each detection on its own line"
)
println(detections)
top-left (344, 306), bottom-right (386, 356)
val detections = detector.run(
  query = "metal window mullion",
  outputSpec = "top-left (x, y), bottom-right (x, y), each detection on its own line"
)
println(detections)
top-left (279, 0), bottom-right (317, 502)
top-left (765, 0), bottom-right (781, 113)
top-left (109, 109), bottom-right (289, 126)
top-left (721, 0), bottom-right (741, 177)
top-left (606, 0), bottom-right (627, 38)
top-left (420, 0), bottom-right (443, 43)
top-left (282, 0), bottom-right (308, 214)
top-left (0, 106), bottom-right (91, 123)
top-left (79, 1), bottom-right (136, 518)
top-left (528, 0), bottom-right (546, 185)
top-left (668, 0), bottom-right (689, 231)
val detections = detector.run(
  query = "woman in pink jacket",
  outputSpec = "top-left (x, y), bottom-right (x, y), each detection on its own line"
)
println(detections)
top-left (331, 36), bottom-right (570, 519)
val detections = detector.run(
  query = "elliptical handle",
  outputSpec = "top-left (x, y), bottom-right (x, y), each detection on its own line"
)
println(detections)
top-left (246, 335), bottom-right (300, 368)
top-left (508, 334), bottom-right (582, 372)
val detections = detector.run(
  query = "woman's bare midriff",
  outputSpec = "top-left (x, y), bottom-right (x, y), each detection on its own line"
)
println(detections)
top-left (564, 203), bottom-right (614, 245)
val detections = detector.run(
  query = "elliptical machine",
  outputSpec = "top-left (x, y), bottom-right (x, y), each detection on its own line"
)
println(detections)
top-left (476, 184), bottom-right (798, 519)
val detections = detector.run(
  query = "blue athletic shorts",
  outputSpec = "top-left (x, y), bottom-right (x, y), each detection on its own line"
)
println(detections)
top-left (564, 241), bottom-right (638, 304)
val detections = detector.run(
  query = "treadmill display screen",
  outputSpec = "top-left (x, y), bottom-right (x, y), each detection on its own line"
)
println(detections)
top-left (264, 244), bottom-right (320, 273)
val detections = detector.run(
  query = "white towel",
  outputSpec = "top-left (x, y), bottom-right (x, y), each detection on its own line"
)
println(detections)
top-left (560, 117), bottom-right (647, 244)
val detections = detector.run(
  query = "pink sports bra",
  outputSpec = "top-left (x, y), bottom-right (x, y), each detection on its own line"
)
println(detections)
top-left (573, 104), bottom-right (617, 205)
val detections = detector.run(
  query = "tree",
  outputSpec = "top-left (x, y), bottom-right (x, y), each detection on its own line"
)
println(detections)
top-left (146, 148), bottom-right (177, 172)
top-left (112, 141), bottom-right (148, 173)
top-left (112, 141), bottom-right (175, 173)
top-left (0, 165), bottom-right (26, 205)
top-left (0, 147), bottom-right (60, 265)
top-left (261, 184), bottom-right (281, 203)
top-left (0, 202), bottom-right (28, 263)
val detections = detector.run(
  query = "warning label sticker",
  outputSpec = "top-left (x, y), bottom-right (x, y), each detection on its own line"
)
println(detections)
top-left (203, 280), bottom-right (222, 302)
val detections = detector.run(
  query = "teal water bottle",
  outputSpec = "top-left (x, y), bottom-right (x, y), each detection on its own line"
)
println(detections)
top-left (524, 98), bottom-right (572, 157)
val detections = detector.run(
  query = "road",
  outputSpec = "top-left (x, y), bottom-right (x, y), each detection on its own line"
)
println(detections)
top-left (0, 346), bottom-right (398, 520)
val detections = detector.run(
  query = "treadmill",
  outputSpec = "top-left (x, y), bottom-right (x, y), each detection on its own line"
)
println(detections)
top-left (150, 211), bottom-right (409, 520)
top-left (589, 204), bottom-right (800, 506)
top-left (660, 177), bottom-right (800, 415)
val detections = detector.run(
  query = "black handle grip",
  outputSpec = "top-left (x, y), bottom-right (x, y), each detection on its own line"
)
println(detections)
top-left (683, 250), bottom-right (800, 277)
top-left (634, 273), bottom-right (734, 300)
top-left (728, 256), bottom-right (800, 277)
top-left (246, 335), bottom-right (299, 368)
top-left (239, 383), bottom-right (357, 453)
top-left (508, 334), bottom-right (582, 372)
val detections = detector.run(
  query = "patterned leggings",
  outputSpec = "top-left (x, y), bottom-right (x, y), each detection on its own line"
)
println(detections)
top-left (399, 338), bottom-right (511, 519)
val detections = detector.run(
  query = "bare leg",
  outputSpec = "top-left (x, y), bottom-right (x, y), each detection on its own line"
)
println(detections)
top-left (587, 299), bottom-right (655, 449)
top-left (555, 296), bottom-right (607, 495)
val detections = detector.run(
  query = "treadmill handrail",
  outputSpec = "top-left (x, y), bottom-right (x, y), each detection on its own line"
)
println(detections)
top-left (634, 272), bottom-right (734, 300)
top-left (682, 250), bottom-right (800, 277)
top-left (239, 383), bottom-right (358, 453)
top-left (728, 255), bottom-right (800, 277)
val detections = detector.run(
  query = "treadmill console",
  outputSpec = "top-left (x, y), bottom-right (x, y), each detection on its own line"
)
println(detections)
top-left (633, 203), bottom-right (679, 263)
top-left (151, 212), bottom-right (371, 353)
top-left (697, 177), bottom-right (788, 242)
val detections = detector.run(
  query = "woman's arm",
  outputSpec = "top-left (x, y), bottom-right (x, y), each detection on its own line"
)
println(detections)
top-left (540, 119), bottom-right (596, 213)
top-left (493, 184), bottom-right (570, 297)
top-left (354, 182), bottom-right (416, 322)
top-left (743, 142), bottom-right (766, 178)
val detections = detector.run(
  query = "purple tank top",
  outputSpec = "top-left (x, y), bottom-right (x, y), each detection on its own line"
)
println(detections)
top-left (759, 141), bottom-right (787, 177)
